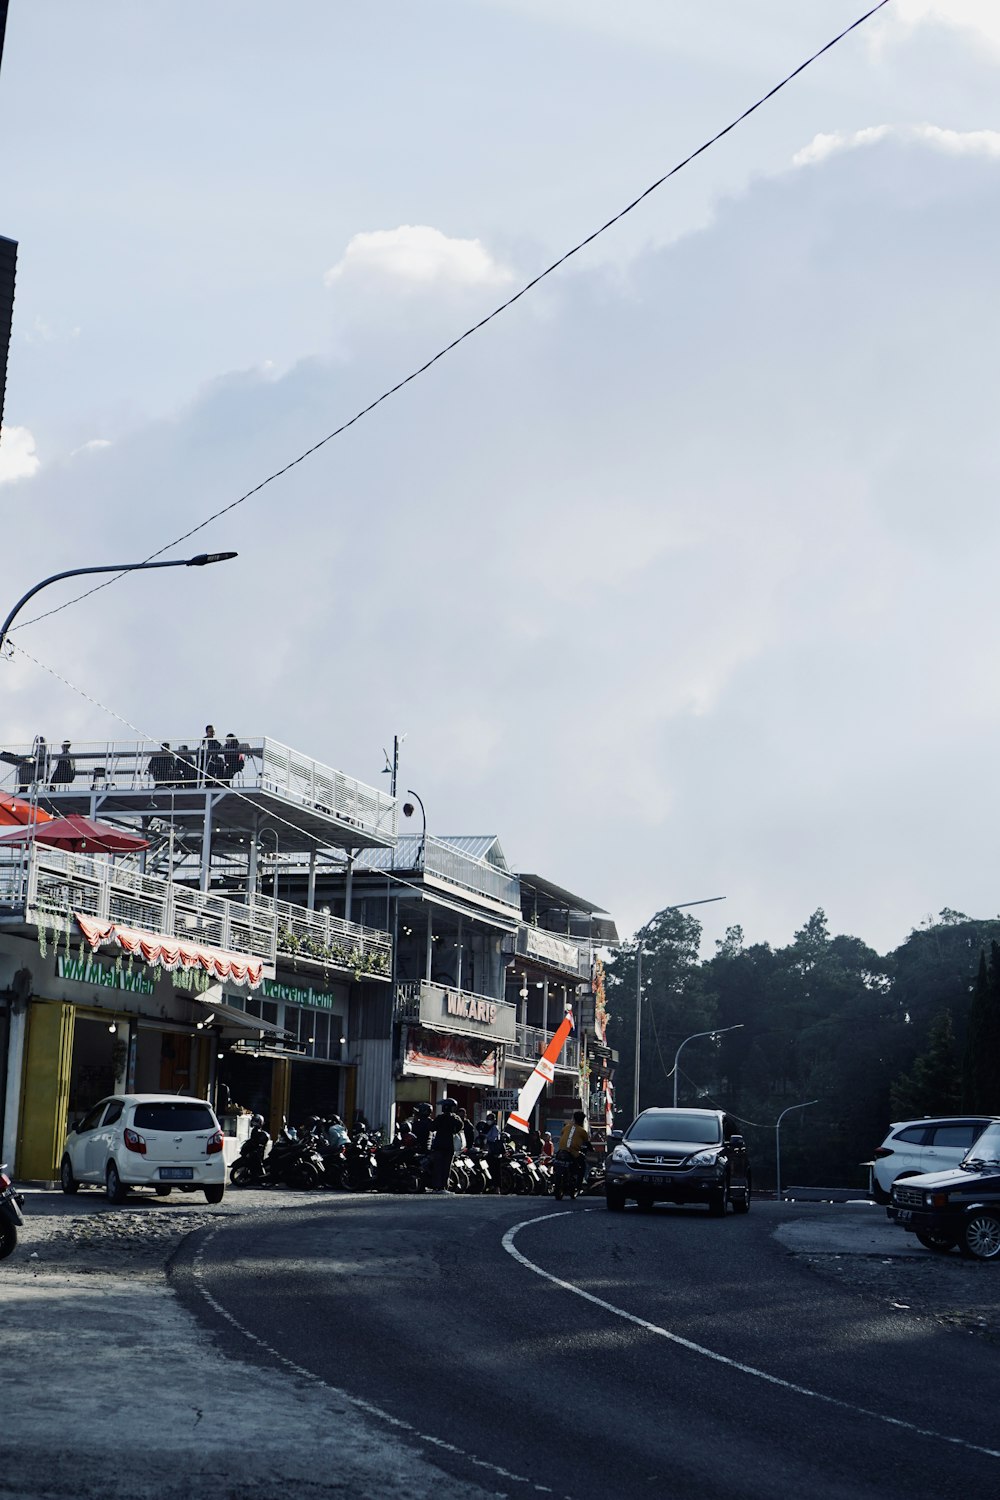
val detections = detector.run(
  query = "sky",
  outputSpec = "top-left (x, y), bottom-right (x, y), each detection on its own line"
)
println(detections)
top-left (2, 0), bottom-right (1000, 960)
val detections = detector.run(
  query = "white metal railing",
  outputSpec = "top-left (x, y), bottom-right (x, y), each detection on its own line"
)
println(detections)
top-left (0, 734), bottom-right (398, 844)
top-left (0, 846), bottom-right (392, 978)
top-left (422, 836), bottom-right (521, 910)
top-left (272, 896), bottom-right (391, 980)
top-left (502, 924), bottom-right (592, 979)
top-left (508, 1020), bottom-right (580, 1073)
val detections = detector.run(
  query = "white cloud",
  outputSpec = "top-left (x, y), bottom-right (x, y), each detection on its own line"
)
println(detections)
top-left (890, 0), bottom-right (1000, 52)
top-left (70, 438), bottom-right (113, 457)
top-left (324, 225), bottom-right (512, 291)
top-left (793, 123), bottom-right (1000, 167)
top-left (0, 426), bottom-right (40, 484)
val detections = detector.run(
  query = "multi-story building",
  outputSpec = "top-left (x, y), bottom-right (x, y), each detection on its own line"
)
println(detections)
top-left (0, 731), bottom-right (396, 1178)
top-left (0, 729), bottom-right (617, 1178)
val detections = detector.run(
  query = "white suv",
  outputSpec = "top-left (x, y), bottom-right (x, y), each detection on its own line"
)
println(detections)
top-left (60, 1093), bottom-right (226, 1204)
top-left (871, 1115), bottom-right (998, 1202)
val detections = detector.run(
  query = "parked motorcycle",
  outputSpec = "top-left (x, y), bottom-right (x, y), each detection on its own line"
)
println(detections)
top-left (344, 1128), bottom-right (378, 1192)
top-left (376, 1134), bottom-right (424, 1193)
top-left (229, 1116), bottom-right (271, 1187)
top-left (0, 1163), bottom-right (25, 1260)
top-left (266, 1126), bottom-right (325, 1189)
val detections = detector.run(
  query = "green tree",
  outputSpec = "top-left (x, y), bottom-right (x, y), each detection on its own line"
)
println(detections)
top-left (963, 945), bottom-right (1000, 1112)
top-left (890, 1010), bottom-right (961, 1116)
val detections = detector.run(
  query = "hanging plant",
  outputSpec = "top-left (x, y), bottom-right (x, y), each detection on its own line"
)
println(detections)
top-left (115, 952), bottom-right (123, 975)
top-left (37, 923), bottom-right (47, 959)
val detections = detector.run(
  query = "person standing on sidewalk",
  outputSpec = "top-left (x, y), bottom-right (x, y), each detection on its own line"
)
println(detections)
top-left (430, 1099), bottom-right (459, 1191)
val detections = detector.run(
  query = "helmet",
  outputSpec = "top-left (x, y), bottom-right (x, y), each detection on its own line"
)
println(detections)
top-left (251, 1114), bottom-right (264, 1128)
top-left (485, 1113), bottom-right (496, 1123)
top-left (417, 1102), bottom-right (432, 1115)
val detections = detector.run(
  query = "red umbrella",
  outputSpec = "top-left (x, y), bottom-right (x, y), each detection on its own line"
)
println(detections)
top-left (0, 813), bottom-right (149, 853)
top-left (0, 795), bottom-right (54, 828)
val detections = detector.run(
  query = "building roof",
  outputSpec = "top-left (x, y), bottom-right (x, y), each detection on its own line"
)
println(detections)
top-left (517, 873), bottom-right (608, 917)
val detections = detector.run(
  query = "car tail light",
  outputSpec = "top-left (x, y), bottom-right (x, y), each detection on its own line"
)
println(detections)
top-left (206, 1131), bottom-right (224, 1156)
top-left (873, 1147), bottom-right (894, 1158)
top-left (123, 1128), bottom-right (147, 1155)
top-left (0, 1171), bottom-right (11, 1190)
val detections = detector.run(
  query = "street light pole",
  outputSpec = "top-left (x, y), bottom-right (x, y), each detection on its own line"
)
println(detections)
top-left (631, 896), bottom-right (725, 1121)
top-left (775, 1100), bottom-right (818, 1202)
top-left (402, 789), bottom-right (426, 863)
top-left (0, 552), bottom-right (238, 655)
top-left (672, 1023), bottom-right (744, 1108)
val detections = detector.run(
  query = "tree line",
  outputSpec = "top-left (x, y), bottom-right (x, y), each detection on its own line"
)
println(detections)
top-left (604, 907), bottom-right (1000, 1189)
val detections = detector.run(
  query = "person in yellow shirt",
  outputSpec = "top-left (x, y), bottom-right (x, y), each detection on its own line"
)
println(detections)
top-left (555, 1109), bottom-right (590, 1199)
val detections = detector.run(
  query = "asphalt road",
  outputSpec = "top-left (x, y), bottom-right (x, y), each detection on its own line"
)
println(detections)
top-left (172, 1194), bottom-right (1000, 1500)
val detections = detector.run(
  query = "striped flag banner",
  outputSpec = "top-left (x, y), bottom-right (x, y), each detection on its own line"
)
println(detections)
top-left (507, 1010), bottom-right (575, 1133)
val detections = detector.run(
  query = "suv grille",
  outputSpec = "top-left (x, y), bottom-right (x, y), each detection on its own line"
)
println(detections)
top-left (631, 1152), bottom-right (688, 1170)
top-left (893, 1184), bottom-right (924, 1209)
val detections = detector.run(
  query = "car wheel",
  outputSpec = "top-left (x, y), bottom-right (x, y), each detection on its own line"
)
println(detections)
top-left (105, 1162), bottom-right (127, 1204)
top-left (636, 1197), bottom-right (655, 1213)
top-left (606, 1188), bottom-right (626, 1212)
top-left (915, 1230), bottom-right (955, 1253)
top-left (60, 1156), bottom-right (80, 1195)
top-left (204, 1184), bottom-right (225, 1205)
top-left (959, 1211), bottom-right (1000, 1261)
top-left (708, 1184), bottom-right (729, 1217)
top-left (732, 1179), bottom-right (751, 1215)
top-left (0, 1221), bottom-right (16, 1260)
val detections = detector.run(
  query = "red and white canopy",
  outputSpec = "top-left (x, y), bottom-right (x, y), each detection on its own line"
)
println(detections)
top-left (76, 913), bottom-right (265, 989)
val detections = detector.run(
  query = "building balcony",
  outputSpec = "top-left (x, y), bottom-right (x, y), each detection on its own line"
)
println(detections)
top-left (502, 923), bottom-right (592, 980)
top-left (0, 844), bottom-right (392, 982)
top-left (507, 1021), bottom-right (580, 1074)
top-left (355, 835), bottom-right (521, 921)
top-left (0, 734), bottom-right (398, 851)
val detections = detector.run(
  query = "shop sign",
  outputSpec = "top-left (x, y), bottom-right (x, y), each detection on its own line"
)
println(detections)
top-left (483, 1089), bottom-right (518, 1108)
top-left (56, 953), bottom-right (155, 996)
top-left (417, 981), bottom-right (516, 1042)
top-left (260, 976), bottom-right (341, 1011)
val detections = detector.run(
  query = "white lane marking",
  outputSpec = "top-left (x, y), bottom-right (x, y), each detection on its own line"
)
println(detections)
top-left (502, 1212), bottom-right (1000, 1463)
top-left (190, 1227), bottom-right (572, 1498)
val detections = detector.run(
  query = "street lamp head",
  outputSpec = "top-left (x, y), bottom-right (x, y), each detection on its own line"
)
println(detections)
top-left (403, 802), bottom-right (414, 818)
top-left (186, 551), bottom-right (238, 566)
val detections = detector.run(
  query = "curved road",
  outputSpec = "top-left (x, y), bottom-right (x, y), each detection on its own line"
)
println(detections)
top-left (172, 1195), bottom-right (999, 1500)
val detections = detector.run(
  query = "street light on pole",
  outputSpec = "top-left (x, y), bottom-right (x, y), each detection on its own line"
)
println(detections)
top-left (402, 789), bottom-right (426, 864)
top-left (672, 1023), bottom-right (744, 1108)
top-left (632, 896), bottom-right (725, 1121)
top-left (775, 1100), bottom-right (818, 1202)
top-left (0, 552), bottom-right (238, 656)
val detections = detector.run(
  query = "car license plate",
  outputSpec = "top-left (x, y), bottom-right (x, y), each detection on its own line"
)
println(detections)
top-left (641, 1174), bottom-right (667, 1184)
top-left (159, 1167), bottom-right (194, 1181)
top-left (894, 1208), bottom-right (912, 1221)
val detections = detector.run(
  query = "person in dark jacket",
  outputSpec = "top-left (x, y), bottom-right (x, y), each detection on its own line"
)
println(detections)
top-left (50, 740), bottom-right (76, 788)
top-left (459, 1107), bottom-right (476, 1150)
top-left (411, 1102), bottom-right (433, 1152)
top-left (430, 1099), bottom-right (459, 1191)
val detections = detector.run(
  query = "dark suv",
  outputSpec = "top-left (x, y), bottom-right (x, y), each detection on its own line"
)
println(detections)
top-left (605, 1107), bottom-right (750, 1215)
top-left (887, 1118), bottom-right (1000, 1260)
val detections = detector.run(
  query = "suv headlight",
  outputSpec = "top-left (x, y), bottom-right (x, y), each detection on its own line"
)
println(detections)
top-left (688, 1148), bottom-right (722, 1168)
top-left (611, 1145), bottom-right (635, 1164)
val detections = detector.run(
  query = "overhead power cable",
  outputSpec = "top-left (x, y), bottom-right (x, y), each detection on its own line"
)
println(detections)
top-left (11, 0), bottom-right (892, 637)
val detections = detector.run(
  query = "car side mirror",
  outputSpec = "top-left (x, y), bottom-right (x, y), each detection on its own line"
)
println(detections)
top-left (729, 1134), bottom-right (745, 1149)
top-left (609, 1129), bottom-right (624, 1142)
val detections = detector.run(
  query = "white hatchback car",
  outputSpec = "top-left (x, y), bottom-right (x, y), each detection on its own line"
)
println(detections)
top-left (60, 1093), bottom-right (226, 1204)
top-left (871, 1115), bottom-right (999, 1202)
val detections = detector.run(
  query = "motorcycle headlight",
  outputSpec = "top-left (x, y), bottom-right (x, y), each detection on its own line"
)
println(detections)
top-left (611, 1144), bottom-right (634, 1164)
top-left (689, 1148), bottom-right (722, 1168)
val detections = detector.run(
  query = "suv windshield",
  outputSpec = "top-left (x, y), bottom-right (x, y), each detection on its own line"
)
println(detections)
top-left (133, 1102), bottom-right (216, 1132)
top-left (627, 1113), bottom-right (721, 1145)
top-left (963, 1122), bottom-right (1000, 1167)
